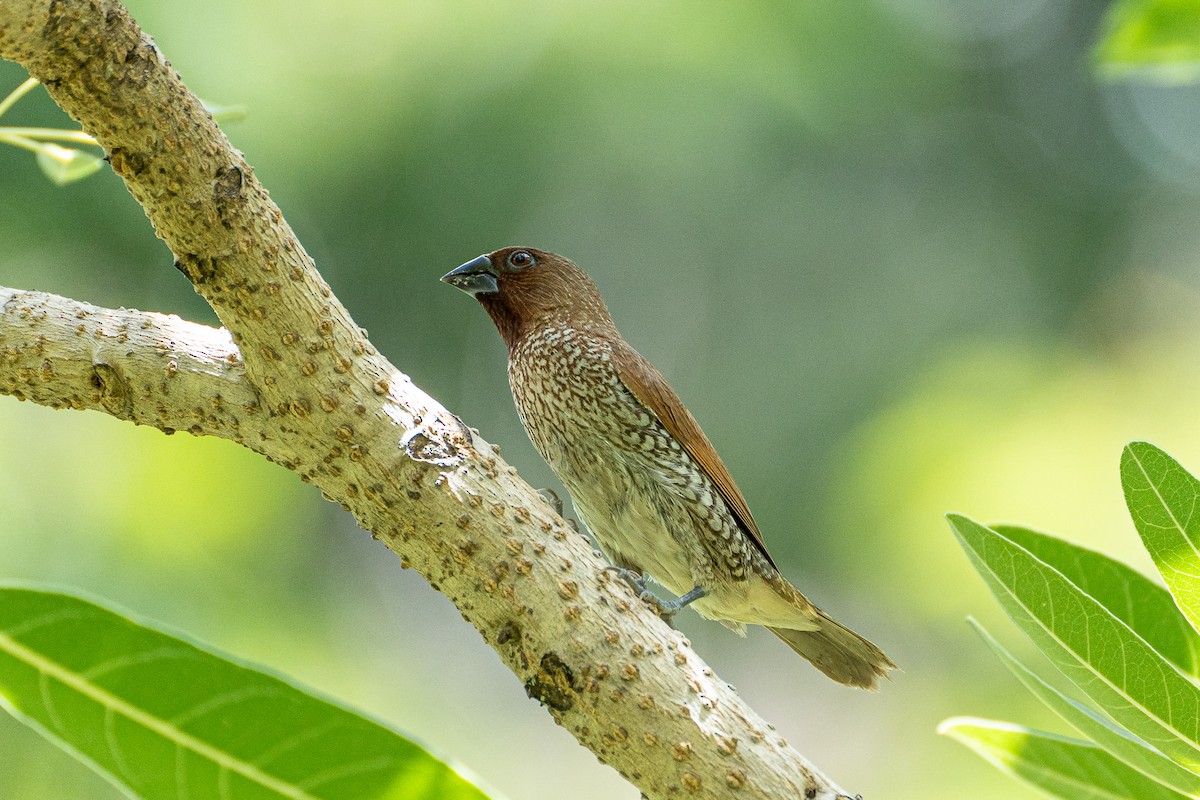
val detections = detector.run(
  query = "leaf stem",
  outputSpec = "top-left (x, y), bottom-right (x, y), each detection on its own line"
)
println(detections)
top-left (0, 127), bottom-right (97, 146)
top-left (0, 131), bottom-right (46, 153)
top-left (0, 77), bottom-right (40, 120)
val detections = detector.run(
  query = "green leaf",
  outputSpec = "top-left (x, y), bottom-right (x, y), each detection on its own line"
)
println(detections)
top-left (1095, 0), bottom-right (1200, 83)
top-left (34, 143), bottom-right (104, 185)
top-left (939, 718), bottom-right (1191, 800)
top-left (969, 618), bottom-right (1200, 795)
top-left (995, 525), bottom-right (1200, 677)
top-left (1121, 442), bottom-right (1200, 636)
top-left (0, 585), bottom-right (494, 800)
top-left (200, 99), bottom-right (248, 123)
top-left (947, 514), bottom-right (1200, 770)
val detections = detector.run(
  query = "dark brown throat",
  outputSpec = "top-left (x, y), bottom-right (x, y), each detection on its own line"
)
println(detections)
top-left (477, 293), bottom-right (528, 354)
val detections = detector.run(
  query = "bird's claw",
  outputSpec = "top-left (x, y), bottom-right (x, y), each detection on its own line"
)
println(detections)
top-left (538, 488), bottom-right (579, 533)
top-left (537, 487), bottom-right (564, 516)
top-left (639, 591), bottom-right (682, 621)
top-left (605, 566), bottom-right (648, 595)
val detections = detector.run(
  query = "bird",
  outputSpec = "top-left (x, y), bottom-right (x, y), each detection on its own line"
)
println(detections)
top-left (442, 247), bottom-right (895, 689)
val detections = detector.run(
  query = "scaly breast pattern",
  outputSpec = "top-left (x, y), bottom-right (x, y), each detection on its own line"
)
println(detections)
top-left (508, 325), bottom-right (767, 608)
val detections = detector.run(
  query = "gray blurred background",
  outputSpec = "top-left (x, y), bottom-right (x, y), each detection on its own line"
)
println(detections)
top-left (4, 1), bottom-right (1200, 798)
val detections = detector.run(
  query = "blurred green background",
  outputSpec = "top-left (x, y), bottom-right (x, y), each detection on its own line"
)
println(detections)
top-left (3, 1), bottom-right (1200, 798)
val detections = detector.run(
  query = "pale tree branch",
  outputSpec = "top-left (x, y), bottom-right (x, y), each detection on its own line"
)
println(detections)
top-left (0, 2), bottom-right (859, 798)
top-left (0, 288), bottom-right (257, 436)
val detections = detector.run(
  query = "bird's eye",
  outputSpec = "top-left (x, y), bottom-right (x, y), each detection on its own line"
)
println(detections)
top-left (507, 250), bottom-right (535, 269)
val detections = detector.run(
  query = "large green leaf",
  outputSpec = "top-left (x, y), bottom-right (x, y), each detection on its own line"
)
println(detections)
top-left (969, 619), bottom-right (1200, 795)
top-left (1095, 0), bottom-right (1200, 82)
top-left (940, 718), bottom-right (1191, 800)
top-left (1121, 442), bottom-right (1200, 635)
top-left (995, 524), bottom-right (1200, 677)
top-left (0, 585), bottom-right (493, 800)
top-left (947, 515), bottom-right (1200, 770)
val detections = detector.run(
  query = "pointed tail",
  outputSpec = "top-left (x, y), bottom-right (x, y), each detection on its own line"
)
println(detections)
top-left (768, 610), bottom-right (896, 690)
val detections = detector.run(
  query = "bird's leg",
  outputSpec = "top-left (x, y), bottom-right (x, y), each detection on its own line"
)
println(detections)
top-left (639, 585), bottom-right (708, 621)
top-left (658, 586), bottom-right (708, 614)
top-left (605, 567), bottom-right (707, 621)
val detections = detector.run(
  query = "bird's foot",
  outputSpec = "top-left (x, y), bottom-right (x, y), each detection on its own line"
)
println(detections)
top-left (605, 566), bottom-right (649, 595)
top-left (605, 568), bottom-right (707, 621)
top-left (537, 487), bottom-right (564, 516)
top-left (537, 488), bottom-right (578, 533)
top-left (655, 586), bottom-right (708, 617)
top-left (638, 586), bottom-right (707, 623)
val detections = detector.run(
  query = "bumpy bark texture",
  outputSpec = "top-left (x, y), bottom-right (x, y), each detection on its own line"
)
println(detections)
top-left (0, 2), bottom-right (859, 798)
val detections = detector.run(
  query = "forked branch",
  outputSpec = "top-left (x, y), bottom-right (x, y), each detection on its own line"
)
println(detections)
top-left (0, 2), bottom-right (856, 797)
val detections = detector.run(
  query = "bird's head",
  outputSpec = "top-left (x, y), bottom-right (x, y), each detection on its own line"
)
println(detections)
top-left (441, 247), bottom-right (615, 349)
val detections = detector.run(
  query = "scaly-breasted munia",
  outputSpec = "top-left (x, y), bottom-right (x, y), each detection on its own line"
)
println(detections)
top-left (442, 247), bottom-right (895, 689)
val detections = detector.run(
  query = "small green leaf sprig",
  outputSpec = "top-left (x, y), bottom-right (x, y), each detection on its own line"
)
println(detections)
top-left (0, 77), bottom-right (104, 185)
top-left (1, 77), bottom-right (245, 186)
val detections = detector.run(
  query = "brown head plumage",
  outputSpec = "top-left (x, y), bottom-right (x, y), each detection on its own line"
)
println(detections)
top-left (441, 247), bottom-right (615, 352)
top-left (442, 247), bottom-right (895, 688)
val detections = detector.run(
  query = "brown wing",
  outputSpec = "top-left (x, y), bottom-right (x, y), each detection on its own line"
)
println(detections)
top-left (611, 341), bottom-right (777, 569)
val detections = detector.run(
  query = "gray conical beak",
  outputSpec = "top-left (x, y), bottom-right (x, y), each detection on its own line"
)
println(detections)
top-left (441, 255), bottom-right (499, 296)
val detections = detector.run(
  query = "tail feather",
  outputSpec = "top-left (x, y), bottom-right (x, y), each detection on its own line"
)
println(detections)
top-left (768, 610), bottom-right (896, 690)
